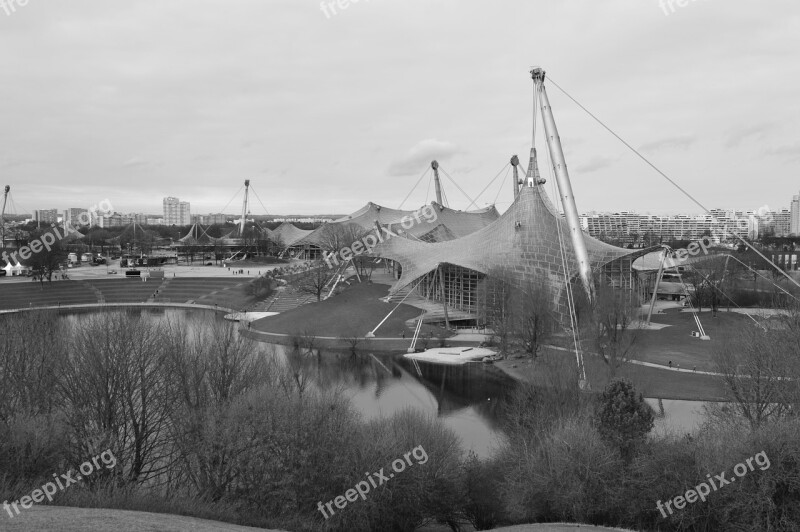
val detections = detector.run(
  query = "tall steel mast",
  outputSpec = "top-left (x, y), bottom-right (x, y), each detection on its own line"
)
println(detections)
top-left (532, 67), bottom-right (594, 304)
top-left (431, 161), bottom-right (443, 205)
top-left (510, 155), bottom-right (520, 197)
top-left (240, 179), bottom-right (250, 235)
top-left (1, 185), bottom-right (9, 248)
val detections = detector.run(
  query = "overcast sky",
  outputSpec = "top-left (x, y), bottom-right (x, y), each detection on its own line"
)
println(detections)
top-left (1, 0), bottom-right (798, 217)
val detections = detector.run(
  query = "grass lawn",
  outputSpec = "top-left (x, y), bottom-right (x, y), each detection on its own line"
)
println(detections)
top-left (632, 308), bottom-right (755, 371)
top-left (491, 524), bottom-right (634, 532)
top-left (547, 308), bottom-right (755, 372)
top-left (2, 506), bottom-right (276, 532)
top-left (251, 281), bottom-right (424, 338)
top-left (497, 343), bottom-right (729, 402)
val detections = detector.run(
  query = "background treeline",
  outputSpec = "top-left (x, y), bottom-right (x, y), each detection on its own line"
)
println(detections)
top-left (1, 311), bottom-right (799, 531)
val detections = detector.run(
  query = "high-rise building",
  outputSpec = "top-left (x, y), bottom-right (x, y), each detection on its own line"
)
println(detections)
top-left (34, 209), bottom-right (59, 224)
top-left (191, 213), bottom-right (228, 225)
top-left (64, 208), bottom-right (91, 226)
top-left (774, 209), bottom-right (791, 236)
top-left (163, 197), bottom-right (191, 226)
top-left (791, 193), bottom-right (800, 235)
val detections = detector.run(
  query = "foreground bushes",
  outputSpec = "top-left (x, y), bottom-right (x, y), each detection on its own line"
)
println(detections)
top-left (3, 311), bottom-right (800, 531)
top-left (0, 311), bottom-right (468, 532)
top-left (494, 388), bottom-right (800, 532)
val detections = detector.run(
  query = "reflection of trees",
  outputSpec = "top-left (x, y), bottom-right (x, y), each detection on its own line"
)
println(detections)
top-left (276, 344), bottom-right (517, 435)
top-left (283, 347), bottom-right (382, 392)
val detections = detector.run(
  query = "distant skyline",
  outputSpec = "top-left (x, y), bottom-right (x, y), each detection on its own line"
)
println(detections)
top-left (2, 1), bottom-right (799, 217)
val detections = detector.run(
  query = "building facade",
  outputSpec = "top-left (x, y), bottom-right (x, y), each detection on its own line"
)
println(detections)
top-left (34, 209), bottom-right (59, 224)
top-left (163, 197), bottom-right (191, 226)
top-left (191, 213), bottom-right (228, 225)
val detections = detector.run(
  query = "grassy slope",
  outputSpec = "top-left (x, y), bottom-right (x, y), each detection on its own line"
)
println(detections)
top-left (491, 524), bottom-right (635, 532)
top-left (2, 506), bottom-right (279, 532)
top-left (497, 345), bottom-right (728, 402)
top-left (251, 282), bottom-right (421, 338)
top-left (631, 308), bottom-right (754, 371)
top-left (496, 307), bottom-right (745, 401)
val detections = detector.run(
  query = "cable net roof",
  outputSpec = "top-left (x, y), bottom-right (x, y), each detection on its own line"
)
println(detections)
top-left (271, 223), bottom-right (313, 248)
top-left (293, 202), bottom-right (500, 248)
top-left (372, 185), bottom-right (655, 320)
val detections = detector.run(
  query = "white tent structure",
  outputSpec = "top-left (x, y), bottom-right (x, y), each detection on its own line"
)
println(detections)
top-left (2, 257), bottom-right (29, 276)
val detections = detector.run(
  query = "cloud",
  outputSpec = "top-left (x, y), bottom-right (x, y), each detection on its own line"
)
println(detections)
top-left (638, 135), bottom-right (695, 153)
top-left (121, 157), bottom-right (149, 168)
top-left (766, 143), bottom-right (800, 162)
top-left (725, 124), bottom-right (772, 148)
top-left (574, 155), bottom-right (619, 174)
top-left (387, 139), bottom-right (460, 176)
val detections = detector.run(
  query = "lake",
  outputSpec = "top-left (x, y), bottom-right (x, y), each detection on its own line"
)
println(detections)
top-left (61, 307), bottom-right (712, 456)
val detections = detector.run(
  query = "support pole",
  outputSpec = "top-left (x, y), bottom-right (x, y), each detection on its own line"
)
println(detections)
top-left (532, 67), bottom-right (594, 304)
top-left (646, 247), bottom-right (668, 325)
top-left (438, 264), bottom-right (450, 330)
top-left (432, 160), bottom-right (443, 205)
top-left (240, 179), bottom-right (250, 235)
top-left (510, 155), bottom-right (520, 197)
top-left (1, 185), bottom-right (9, 248)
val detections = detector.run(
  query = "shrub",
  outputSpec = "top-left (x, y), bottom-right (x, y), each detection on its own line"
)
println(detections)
top-left (500, 415), bottom-right (624, 524)
top-left (323, 409), bottom-right (467, 532)
top-left (595, 378), bottom-right (654, 458)
top-left (461, 451), bottom-right (505, 530)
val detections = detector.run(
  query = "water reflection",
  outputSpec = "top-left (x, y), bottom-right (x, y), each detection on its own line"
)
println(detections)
top-left (59, 308), bottom-right (714, 457)
top-left (281, 345), bottom-right (512, 458)
top-left (647, 398), bottom-right (711, 435)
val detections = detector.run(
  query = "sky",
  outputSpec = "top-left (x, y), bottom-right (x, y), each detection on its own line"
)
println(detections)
top-left (1, 0), bottom-right (799, 217)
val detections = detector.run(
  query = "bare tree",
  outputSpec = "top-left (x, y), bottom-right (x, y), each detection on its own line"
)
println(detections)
top-left (687, 255), bottom-right (729, 314)
top-left (339, 325), bottom-right (365, 355)
top-left (713, 320), bottom-right (800, 430)
top-left (316, 222), bottom-right (371, 256)
top-left (163, 315), bottom-right (276, 498)
top-left (295, 260), bottom-right (336, 301)
top-left (517, 279), bottom-right (555, 358)
top-left (478, 267), bottom-right (516, 356)
top-left (352, 255), bottom-right (377, 281)
top-left (60, 312), bottom-right (174, 483)
top-left (0, 311), bottom-right (66, 421)
top-left (587, 283), bottom-right (642, 378)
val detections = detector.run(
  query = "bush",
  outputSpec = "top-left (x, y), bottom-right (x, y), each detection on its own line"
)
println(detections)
top-left (500, 415), bottom-right (624, 524)
top-left (0, 413), bottom-right (67, 485)
top-left (322, 409), bottom-right (467, 532)
top-left (461, 452), bottom-right (505, 530)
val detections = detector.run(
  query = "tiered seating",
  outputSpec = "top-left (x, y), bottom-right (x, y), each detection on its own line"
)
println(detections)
top-left (158, 278), bottom-right (252, 308)
top-left (0, 281), bottom-right (97, 310)
top-left (257, 285), bottom-right (316, 312)
top-left (85, 279), bottom-right (161, 303)
top-left (0, 277), bottom-right (259, 311)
